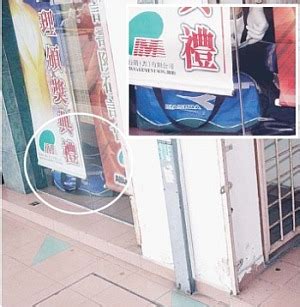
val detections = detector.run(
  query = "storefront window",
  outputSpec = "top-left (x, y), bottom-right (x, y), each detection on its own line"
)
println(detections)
top-left (9, 0), bottom-right (133, 224)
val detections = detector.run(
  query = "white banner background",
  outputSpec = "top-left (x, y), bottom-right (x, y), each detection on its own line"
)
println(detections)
top-left (129, 6), bottom-right (234, 96)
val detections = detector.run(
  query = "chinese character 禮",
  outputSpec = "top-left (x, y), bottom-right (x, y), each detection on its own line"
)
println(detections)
top-left (62, 139), bottom-right (79, 164)
top-left (179, 24), bottom-right (219, 72)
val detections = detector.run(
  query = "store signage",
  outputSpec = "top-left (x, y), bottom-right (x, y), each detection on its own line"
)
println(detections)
top-left (10, 0), bottom-right (86, 179)
top-left (129, 6), bottom-right (234, 96)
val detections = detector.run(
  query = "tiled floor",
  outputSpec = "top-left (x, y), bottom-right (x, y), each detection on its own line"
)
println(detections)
top-left (2, 210), bottom-right (171, 307)
top-left (2, 188), bottom-right (140, 255)
top-left (235, 246), bottom-right (300, 307)
top-left (2, 209), bottom-right (300, 306)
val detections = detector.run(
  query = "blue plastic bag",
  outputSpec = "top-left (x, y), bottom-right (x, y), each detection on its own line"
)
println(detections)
top-left (135, 72), bottom-right (261, 133)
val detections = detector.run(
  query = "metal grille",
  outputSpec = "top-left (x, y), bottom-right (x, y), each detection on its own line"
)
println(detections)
top-left (257, 140), bottom-right (300, 260)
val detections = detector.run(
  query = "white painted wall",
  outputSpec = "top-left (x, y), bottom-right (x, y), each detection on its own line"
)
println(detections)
top-left (224, 140), bottom-right (264, 283)
top-left (180, 139), bottom-right (234, 293)
top-left (129, 139), bottom-right (174, 266)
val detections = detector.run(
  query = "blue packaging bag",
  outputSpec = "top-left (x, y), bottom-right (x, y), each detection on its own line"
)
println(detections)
top-left (135, 72), bottom-right (261, 133)
top-left (52, 164), bottom-right (114, 197)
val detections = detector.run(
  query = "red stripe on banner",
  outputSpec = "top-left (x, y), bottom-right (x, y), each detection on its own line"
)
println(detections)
top-left (273, 7), bottom-right (296, 107)
top-left (133, 38), bottom-right (166, 57)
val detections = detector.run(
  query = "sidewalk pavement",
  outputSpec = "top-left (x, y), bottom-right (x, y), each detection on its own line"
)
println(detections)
top-left (2, 209), bottom-right (300, 306)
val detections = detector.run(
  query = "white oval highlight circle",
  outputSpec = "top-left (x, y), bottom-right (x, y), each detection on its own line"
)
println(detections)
top-left (23, 112), bottom-right (133, 216)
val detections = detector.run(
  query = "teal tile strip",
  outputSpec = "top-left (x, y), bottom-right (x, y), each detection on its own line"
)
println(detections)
top-left (2, 0), bottom-right (47, 192)
top-left (171, 291), bottom-right (209, 307)
top-left (32, 236), bottom-right (71, 266)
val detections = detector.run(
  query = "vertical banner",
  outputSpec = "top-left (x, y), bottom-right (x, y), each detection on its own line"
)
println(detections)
top-left (129, 6), bottom-right (234, 96)
top-left (9, 0), bottom-right (86, 179)
top-left (74, 0), bottom-right (127, 192)
top-left (273, 7), bottom-right (296, 107)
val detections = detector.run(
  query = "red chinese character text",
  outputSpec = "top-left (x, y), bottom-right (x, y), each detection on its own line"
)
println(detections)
top-left (62, 140), bottom-right (78, 164)
top-left (57, 109), bottom-right (73, 136)
top-left (38, 9), bottom-right (57, 36)
top-left (50, 77), bottom-right (67, 104)
top-left (178, 7), bottom-right (212, 17)
top-left (179, 24), bottom-right (219, 72)
top-left (46, 45), bottom-right (62, 71)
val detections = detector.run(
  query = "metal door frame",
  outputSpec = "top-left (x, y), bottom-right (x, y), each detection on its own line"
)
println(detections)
top-left (255, 140), bottom-right (300, 262)
top-left (157, 139), bottom-right (196, 294)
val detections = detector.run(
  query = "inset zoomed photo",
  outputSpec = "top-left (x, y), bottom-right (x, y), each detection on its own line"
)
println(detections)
top-left (129, 5), bottom-right (298, 136)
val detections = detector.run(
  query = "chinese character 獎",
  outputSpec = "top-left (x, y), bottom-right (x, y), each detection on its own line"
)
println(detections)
top-left (178, 7), bottom-right (212, 18)
top-left (38, 9), bottom-right (57, 36)
top-left (46, 45), bottom-right (62, 72)
top-left (50, 77), bottom-right (67, 104)
top-left (62, 139), bottom-right (78, 164)
top-left (179, 24), bottom-right (219, 72)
